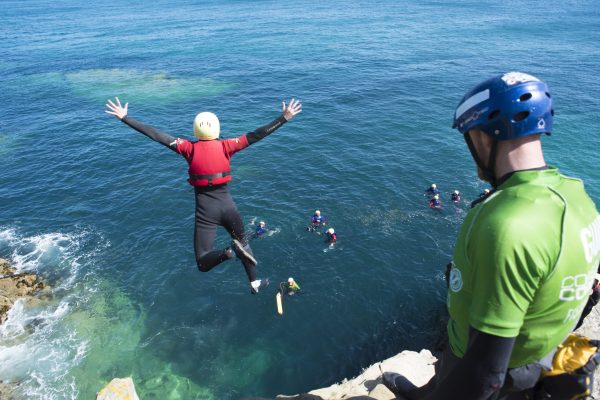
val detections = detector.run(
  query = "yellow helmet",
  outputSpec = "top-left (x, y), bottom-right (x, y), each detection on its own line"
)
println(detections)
top-left (193, 112), bottom-right (220, 140)
top-left (314, 210), bottom-right (321, 216)
top-left (434, 194), bottom-right (440, 199)
top-left (327, 228), bottom-right (335, 234)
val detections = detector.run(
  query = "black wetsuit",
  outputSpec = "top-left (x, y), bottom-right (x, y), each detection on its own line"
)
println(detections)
top-left (122, 114), bottom-right (286, 282)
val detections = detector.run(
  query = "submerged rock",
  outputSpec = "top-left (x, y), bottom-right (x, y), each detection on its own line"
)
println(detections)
top-left (96, 377), bottom-right (140, 400)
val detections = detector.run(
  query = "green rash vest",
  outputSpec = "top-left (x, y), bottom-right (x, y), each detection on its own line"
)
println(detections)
top-left (447, 167), bottom-right (600, 368)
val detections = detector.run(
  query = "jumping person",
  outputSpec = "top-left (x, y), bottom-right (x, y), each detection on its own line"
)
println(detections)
top-left (105, 97), bottom-right (302, 294)
top-left (383, 72), bottom-right (600, 399)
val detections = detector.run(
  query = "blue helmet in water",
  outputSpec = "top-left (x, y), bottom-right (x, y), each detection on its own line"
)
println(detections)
top-left (452, 72), bottom-right (554, 141)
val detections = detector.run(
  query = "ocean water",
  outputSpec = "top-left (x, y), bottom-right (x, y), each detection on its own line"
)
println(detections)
top-left (1, 0), bottom-right (599, 398)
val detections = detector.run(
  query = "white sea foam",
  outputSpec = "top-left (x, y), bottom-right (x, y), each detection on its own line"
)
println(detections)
top-left (0, 305), bottom-right (83, 399)
top-left (267, 227), bottom-right (281, 236)
top-left (2, 230), bottom-right (78, 273)
top-left (0, 227), bottom-right (17, 243)
top-left (0, 227), bottom-right (110, 399)
top-left (0, 300), bottom-right (27, 338)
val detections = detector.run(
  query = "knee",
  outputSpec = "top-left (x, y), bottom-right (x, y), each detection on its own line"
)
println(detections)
top-left (195, 250), bottom-right (210, 272)
top-left (197, 262), bottom-right (210, 272)
top-left (196, 256), bottom-right (212, 272)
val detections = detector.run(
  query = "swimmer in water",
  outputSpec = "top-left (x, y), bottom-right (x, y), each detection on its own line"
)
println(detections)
top-left (307, 210), bottom-right (326, 231)
top-left (425, 183), bottom-right (440, 196)
top-left (451, 190), bottom-right (461, 203)
top-left (255, 221), bottom-right (268, 237)
top-left (326, 227), bottom-right (337, 243)
top-left (429, 194), bottom-right (442, 209)
top-left (283, 277), bottom-right (301, 295)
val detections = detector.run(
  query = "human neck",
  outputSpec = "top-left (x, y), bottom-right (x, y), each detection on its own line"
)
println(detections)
top-left (494, 135), bottom-right (546, 179)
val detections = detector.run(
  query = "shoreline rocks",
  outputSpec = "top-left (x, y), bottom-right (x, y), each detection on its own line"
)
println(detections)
top-left (1, 255), bottom-right (598, 400)
top-left (275, 350), bottom-right (436, 400)
top-left (0, 257), bottom-right (45, 400)
top-left (0, 380), bottom-right (15, 399)
top-left (277, 309), bottom-right (600, 400)
top-left (0, 258), bottom-right (45, 325)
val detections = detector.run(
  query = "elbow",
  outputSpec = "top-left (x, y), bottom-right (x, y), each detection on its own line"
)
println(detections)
top-left (473, 369), bottom-right (506, 398)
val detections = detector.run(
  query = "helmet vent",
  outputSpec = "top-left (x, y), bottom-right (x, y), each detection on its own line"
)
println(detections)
top-left (488, 110), bottom-right (500, 120)
top-left (512, 111), bottom-right (529, 122)
top-left (519, 93), bottom-right (532, 102)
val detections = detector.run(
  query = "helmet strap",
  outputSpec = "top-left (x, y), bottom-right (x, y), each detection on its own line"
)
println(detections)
top-left (487, 140), bottom-right (499, 188)
top-left (464, 133), bottom-right (498, 188)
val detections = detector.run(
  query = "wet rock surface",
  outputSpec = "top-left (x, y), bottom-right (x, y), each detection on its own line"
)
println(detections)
top-left (0, 257), bottom-right (45, 324)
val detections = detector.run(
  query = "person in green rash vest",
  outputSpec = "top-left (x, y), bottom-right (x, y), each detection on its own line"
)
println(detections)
top-left (382, 72), bottom-right (600, 400)
top-left (280, 277), bottom-right (301, 296)
top-left (286, 277), bottom-right (301, 294)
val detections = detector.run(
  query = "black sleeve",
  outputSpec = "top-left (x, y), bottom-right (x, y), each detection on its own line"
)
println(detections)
top-left (246, 115), bottom-right (288, 145)
top-left (575, 282), bottom-right (600, 330)
top-left (121, 115), bottom-right (178, 151)
top-left (426, 328), bottom-right (516, 400)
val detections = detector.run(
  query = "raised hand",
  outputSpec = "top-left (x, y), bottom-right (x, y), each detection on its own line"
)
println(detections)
top-left (281, 98), bottom-right (302, 121)
top-left (105, 97), bottom-right (129, 120)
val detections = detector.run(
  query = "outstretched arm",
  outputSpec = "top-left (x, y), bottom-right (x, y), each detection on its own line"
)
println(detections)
top-left (247, 98), bottom-right (302, 145)
top-left (105, 97), bottom-right (178, 151)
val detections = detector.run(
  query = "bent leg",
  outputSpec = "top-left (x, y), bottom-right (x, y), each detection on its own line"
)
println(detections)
top-left (194, 214), bottom-right (232, 273)
top-left (222, 206), bottom-right (257, 282)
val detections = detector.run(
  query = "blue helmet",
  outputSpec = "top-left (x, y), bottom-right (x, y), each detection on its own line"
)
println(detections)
top-left (453, 72), bottom-right (554, 141)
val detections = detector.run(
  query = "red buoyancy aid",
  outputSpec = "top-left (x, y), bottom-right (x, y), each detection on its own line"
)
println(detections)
top-left (177, 136), bottom-right (249, 186)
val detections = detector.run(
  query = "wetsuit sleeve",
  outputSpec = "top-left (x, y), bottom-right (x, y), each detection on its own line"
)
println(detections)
top-left (575, 266), bottom-right (600, 330)
top-left (426, 329), bottom-right (515, 400)
top-left (122, 116), bottom-right (178, 152)
top-left (246, 115), bottom-right (288, 145)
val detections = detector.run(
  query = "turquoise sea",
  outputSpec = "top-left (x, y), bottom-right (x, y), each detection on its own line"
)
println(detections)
top-left (1, 1), bottom-right (599, 398)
